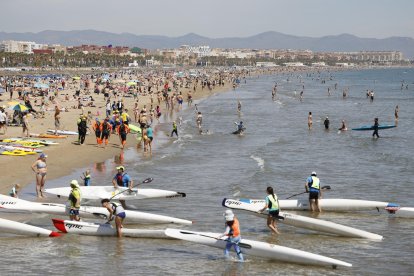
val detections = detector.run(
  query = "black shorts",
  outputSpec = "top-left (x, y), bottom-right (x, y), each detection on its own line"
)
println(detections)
top-left (69, 209), bottom-right (79, 215)
top-left (309, 191), bottom-right (320, 200)
top-left (120, 133), bottom-right (127, 141)
top-left (268, 210), bottom-right (279, 218)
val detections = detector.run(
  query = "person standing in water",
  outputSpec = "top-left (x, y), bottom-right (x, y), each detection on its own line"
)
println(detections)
top-left (339, 120), bottom-right (347, 131)
top-left (217, 210), bottom-right (244, 262)
top-left (305, 171), bottom-right (322, 212)
top-left (68, 180), bottom-right (81, 221)
top-left (171, 121), bottom-right (178, 137)
top-left (237, 100), bottom-right (242, 113)
top-left (31, 153), bottom-right (47, 198)
top-left (394, 105), bottom-right (399, 126)
top-left (372, 117), bottom-right (380, 138)
top-left (308, 112), bottom-right (312, 130)
top-left (258, 186), bottom-right (280, 234)
top-left (324, 116), bottom-right (330, 130)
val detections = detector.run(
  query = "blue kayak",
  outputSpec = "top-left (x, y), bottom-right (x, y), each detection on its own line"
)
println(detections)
top-left (352, 124), bottom-right (396, 131)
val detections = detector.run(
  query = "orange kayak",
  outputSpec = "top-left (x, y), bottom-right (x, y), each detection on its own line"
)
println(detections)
top-left (37, 134), bottom-right (68, 139)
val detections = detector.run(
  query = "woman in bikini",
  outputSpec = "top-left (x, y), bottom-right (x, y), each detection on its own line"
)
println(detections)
top-left (31, 153), bottom-right (48, 198)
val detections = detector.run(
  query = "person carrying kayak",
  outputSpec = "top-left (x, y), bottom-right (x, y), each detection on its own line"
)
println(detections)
top-left (117, 120), bottom-right (130, 149)
top-left (68, 180), bottom-right (81, 221)
top-left (217, 210), bottom-right (244, 262)
top-left (305, 171), bottom-right (322, 212)
top-left (258, 186), bottom-right (280, 234)
top-left (101, 198), bottom-right (126, 238)
top-left (112, 166), bottom-right (133, 209)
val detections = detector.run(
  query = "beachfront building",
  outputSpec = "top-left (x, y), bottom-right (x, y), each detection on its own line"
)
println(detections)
top-left (180, 45), bottom-right (212, 58)
top-left (256, 62), bottom-right (279, 67)
top-left (146, 57), bottom-right (161, 67)
top-left (0, 40), bottom-right (47, 54)
top-left (283, 62), bottom-right (306, 67)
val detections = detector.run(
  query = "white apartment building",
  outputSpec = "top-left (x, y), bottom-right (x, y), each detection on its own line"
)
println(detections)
top-left (180, 45), bottom-right (212, 57)
top-left (0, 40), bottom-right (47, 54)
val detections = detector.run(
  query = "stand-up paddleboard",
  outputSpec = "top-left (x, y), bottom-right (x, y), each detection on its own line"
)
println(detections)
top-left (165, 228), bottom-right (351, 268)
top-left (45, 186), bottom-right (186, 201)
top-left (278, 198), bottom-right (391, 212)
top-left (52, 219), bottom-right (170, 239)
top-left (47, 129), bottom-right (78, 135)
top-left (352, 124), bottom-right (396, 131)
top-left (385, 204), bottom-right (414, 218)
top-left (0, 194), bottom-right (192, 225)
top-left (0, 217), bottom-right (60, 237)
top-left (222, 198), bottom-right (383, 240)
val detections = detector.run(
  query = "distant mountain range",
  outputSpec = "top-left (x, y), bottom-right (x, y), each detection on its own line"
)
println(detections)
top-left (1, 30), bottom-right (413, 58)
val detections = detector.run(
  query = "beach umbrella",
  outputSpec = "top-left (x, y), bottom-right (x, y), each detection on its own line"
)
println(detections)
top-left (7, 101), bottom-right (20, 106)
top-left (12, 104), bottom-right (29, 112)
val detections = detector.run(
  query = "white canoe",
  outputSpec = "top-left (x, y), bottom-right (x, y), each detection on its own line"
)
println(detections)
top-left (165, 228), bottom-right (352, 268)
top-left (386, 205), bottom-right (414, 218)
top-left (0, 194), bottom-right (192, 225)
top-left (52, 219), bottom-right (170, 239)
top-left (277, 198), bottom-right (391, 212)
top-left (222, 198), bottom-right (383, 240)
top-left (0, 217), bottom-right (60, 237)
top-left (47, 129), bottom-right (78, 135)
top-left (45, 186), bottom-right (186, 201)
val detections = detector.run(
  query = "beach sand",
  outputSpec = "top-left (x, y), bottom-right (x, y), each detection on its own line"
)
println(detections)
top-left (0, 73), bottom-right (234, 195)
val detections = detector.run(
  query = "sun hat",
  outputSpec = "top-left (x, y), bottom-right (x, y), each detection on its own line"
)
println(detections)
top-left (116, 166), bottom-right (125, 171)
top-left (311, 171), bottom-right (317, 176)
top-left (223, 209), bottom-right (234, 221)
top-left (70, 180), bottom-right (79, 188)
top-left (39, 153), bottom-right (47, 158)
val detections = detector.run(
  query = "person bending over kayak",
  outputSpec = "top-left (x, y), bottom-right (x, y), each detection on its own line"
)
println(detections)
top-left (305, 172), bottom-right (322, 212)
top-left (101, 198), bottom-right (126, 238)
top-left (112, 166), bottom-right (133, 209)
top-left (258, 186), bottom-right (280, 234)
top-left (68, 180), bottom-right (81, 221)
top-left (217, 210), bottom-right (244, 262)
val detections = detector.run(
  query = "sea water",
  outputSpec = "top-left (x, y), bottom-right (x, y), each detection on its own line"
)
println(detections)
top-left (2, 68), bottom-right (414, 275)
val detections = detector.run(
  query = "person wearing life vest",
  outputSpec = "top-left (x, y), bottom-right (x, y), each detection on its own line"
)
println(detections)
top-left (258, 186), bottom-right (280, 234)
top-left (117, 121), bottom-right (130, 149)
top-left (92, 118), bottom-right (102, 145)
top-left (100, 117), bottom-right (112, 148)
top-left (112, 166), bottom-right (133, 209)
top-left (171, 121), bottom-right (178, 137)
top-left (68, 180), bottom-right (81, 221)
top-left (101, 198), bottom-right (126, 238)
top-left (305, 171), bottom-right (322, 212)
top-left (217, 210), bottom-right (244, 262)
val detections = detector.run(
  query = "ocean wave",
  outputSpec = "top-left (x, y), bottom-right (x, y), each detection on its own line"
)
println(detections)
top-left (250, 155), bottom-right (265, 170)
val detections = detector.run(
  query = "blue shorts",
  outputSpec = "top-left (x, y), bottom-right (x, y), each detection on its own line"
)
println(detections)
top-left (69, 209), bottom-right (80, 215)
top-left (84, 179), bottom-right (91, 186)
top-left (309, 191), bottom-right (319, 200)
top-left (116, 212), bottom-right (126, 219)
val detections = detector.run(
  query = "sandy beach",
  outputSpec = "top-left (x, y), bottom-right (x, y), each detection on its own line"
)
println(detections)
top-left (0, 68), bottom-right (238, 195)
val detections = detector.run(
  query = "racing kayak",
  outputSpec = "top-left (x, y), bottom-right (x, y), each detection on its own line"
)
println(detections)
top-left (0, 194), bottom-right (192, 225)
top-left (278, 198), bottom-right (392, 212)
top-left (352, 124), bottom-right (396, 131)
top-left (385, 204), bottom-right (414, 218)
top-left (47, 129), bottom-right (78, 135)
top-left (0, 149), bottom-right (34, 156)
top-left (6, 138), bottom-right (59, 145)
top-left (52, 219), bottom-right (170, 239)
top-left (0, 145), bottom-right (43, 153)
top-left (165, 228), bottom-right (351, 268)
top-left (222, 198), bottom-right (383, 240)
top-left (45, 186), bottom-right (186, 201)
top-left (0, 217), bottom-right (60, 237)
top-left (30, 133), bottom-right (67, 139)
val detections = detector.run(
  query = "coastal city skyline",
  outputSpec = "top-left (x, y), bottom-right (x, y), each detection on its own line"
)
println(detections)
top-left (1, 0), bottom-right (414, 39)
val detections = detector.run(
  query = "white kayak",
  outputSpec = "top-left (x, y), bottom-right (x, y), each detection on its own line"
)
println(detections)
top-left (47, 129), bottom-right (78, 135)
top-left (45, 186), bottom-right (186, 201)
top-left (52, 219), bottom-right (170, 239)
top-left (222, 198), bottom-right (383, 240)
top-left (165, 228), bottom-right (352, 268)
top-left (278, 198), bottom-right (391, 212)
top-left (385, 204), bottom-right (414, 218)
top-left (0, 217), bottom-right (60, 237)
top-left (0, 145), bottom-right (43, 153)
top-left (0, 194), bottom-right (192, 225)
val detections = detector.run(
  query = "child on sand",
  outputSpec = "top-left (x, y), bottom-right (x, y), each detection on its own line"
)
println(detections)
top-left (9, 184), bottom-right (21, 198)
top-left (81, 169), bottom-right (91, 186)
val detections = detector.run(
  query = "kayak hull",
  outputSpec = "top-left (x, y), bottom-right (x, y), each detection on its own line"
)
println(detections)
top-left (165, 228), bottom-right (352, 268)
top-left (222, 198), bottom-right (383, 240)
top-left (45, 186), bottom-right (186, 201)
top-left (352, 125), bottom-right (396, 131)
top-left (0, 217), bottom-right (59, 237)
top-left (52, 219), bottom-right (170, 238)
top-left (0, 194), bottom-right (192, 225)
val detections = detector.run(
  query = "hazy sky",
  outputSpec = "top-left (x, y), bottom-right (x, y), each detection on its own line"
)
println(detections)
top-left (1, 0), bottom-right (413, 38)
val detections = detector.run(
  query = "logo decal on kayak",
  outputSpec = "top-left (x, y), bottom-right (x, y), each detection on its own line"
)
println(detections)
top-left (0, 201), bottom-right (17, 206)
top-left (66, 223), bottom-right (83, 229)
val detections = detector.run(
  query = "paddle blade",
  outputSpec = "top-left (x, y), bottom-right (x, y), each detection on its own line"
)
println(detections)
top-left (142, 177), bottom-right (153, 184)
top-left (321, 185), bottom-right (331, 190)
